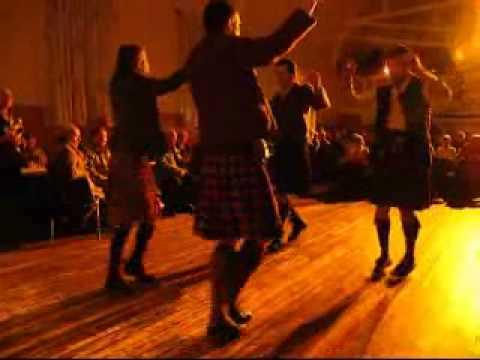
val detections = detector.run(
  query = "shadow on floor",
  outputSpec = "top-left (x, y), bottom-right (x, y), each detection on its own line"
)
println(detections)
top-left (269, 285), bottom-right (368, 358)
top-left (0, 264), bottom-right (211, 358)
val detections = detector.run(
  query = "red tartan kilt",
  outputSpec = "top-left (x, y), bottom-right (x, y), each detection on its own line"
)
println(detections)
top-left (194, 152), bottom-right (282, 241)
top-left (107, 152), bottom-right (159, 226)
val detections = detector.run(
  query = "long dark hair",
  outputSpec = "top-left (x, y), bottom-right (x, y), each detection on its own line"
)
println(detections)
top-left (110, 44), bottom-right (143, 88)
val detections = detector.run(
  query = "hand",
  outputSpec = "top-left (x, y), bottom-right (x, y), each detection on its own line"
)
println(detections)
top-left (307, 71), bottom-right (323, 90)
top-left (300, 0), bottom-right (322, 16)
top-left (345, 60), bottom-right (358, 78)
top-left (411, 54), bottom-right (425, 74)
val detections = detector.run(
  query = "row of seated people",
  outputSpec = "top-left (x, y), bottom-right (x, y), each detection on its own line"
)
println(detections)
top-left (308, 126), bottom-right (480, 205)
top-left (432, 132), bottom-right (480, 205)
top-left (49, 125), bottom-right (197, 231)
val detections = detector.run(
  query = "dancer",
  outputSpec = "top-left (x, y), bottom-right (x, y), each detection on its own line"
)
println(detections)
top-left (187, 0), bottom-right (321, 344)
top-left (268, 58), bottom-right (331, 253)
top-left (348, 45), bottom-right (452, 280)
top-left (106, 45), bottom-right (187, 291)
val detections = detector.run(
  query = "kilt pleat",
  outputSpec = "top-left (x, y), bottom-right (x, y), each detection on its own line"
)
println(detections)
top-left (194, 151), bottom-right (282, 241)
top-left (107, 152), bottom-right (159, 226)
top-left (370, 132), bottom-right (432, 210)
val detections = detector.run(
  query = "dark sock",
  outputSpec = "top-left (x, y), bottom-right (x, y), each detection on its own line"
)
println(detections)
top-left (402, 217), bottom-right (420, 259)
top-left (128, 223), bottom-right (154, 270)
top-left (107, 225), bottom-right (131, 281)
top-left (229, 241), bottom-right (264, 308)
top-left (375, 218), bottom-right (390, 260)
top-left (211, 244), bottom-right (240, 326)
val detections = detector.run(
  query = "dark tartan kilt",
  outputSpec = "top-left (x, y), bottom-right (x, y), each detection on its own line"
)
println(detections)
top-left (194, 150), bottom-right (282, 241)
top-left (370, 131), bottom-right (432, 210)
top-left (272, 139), bottom-right (312, 195)
top-left (107, 152), bottom-right (159, 226)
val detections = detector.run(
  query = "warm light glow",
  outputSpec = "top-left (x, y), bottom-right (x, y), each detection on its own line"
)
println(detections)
top-left (455, 1), bottom-right (480, 64)
top-left (383, 65), bottom-right (391, 78)
top-left (455, 49), bottom-right (465, 62)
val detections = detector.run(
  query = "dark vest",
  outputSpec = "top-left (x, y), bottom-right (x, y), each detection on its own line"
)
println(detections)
top-left (374, 76), bottom-right (432, 166)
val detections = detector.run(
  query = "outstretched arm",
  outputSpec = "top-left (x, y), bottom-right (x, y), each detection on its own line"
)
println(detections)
top-left (145, 69), bottom-right (188, 96)
top-left (233, 1), bottom-right (322, 67)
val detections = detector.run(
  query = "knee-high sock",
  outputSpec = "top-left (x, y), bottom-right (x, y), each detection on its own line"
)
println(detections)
top-left (128, 222), bottom-right (155, 268)
top-left (375, 218), bottom-right (390, 259)
top-left (402, 216), bottom-right (420, 258)
top-left (107, 225), bottom-right (131, 280)
top-left (210, 244), bottom-right (239, 325)
top-left (278, 194), bottom-right (290, 225)
top-left (229, 240), bottom-right (264, 308)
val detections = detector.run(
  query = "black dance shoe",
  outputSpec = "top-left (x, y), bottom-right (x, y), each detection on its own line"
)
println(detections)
top-left (370, 256), bottom-right (392, 281)
top-left (207, 322), bottom-right (242, 345)
top-left (267, 239), bottom-right (284, 253)
top-left (105, 276), bottom-right (133, 293)
top-left (392, 256), bottom-right (415, 277)
top-left (230, 306), bottom-right (253, 325)
top-left (125, 263), bottom-right (157, 284)
top-left (288, 220), bottom-right (307, 243)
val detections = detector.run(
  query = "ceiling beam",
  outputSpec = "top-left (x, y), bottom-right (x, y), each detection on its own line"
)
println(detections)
top-left (351, 0), bottom-right (462, 24)
top-left (354, 22), bottom-right (454, 34)
top-left (347, 35), bottom-right (449, 48)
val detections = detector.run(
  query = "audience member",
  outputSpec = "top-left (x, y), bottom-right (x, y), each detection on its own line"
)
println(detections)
top-left (22, 132), bottom-right (48, 169)
top-left (176, 129), bottom-right (193, 164)
top-left (50, 125), bottom-right (104, 227)
top-left (85, 126), bottom-right (111, 191)
top-left (435, 134), bottom-right (457, 161)
top-left (336, 133), bottom-right (371, 198)
top-left (156, 129), bottom-right (194, 216)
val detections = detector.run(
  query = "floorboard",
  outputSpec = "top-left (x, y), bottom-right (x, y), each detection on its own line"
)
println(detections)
top-left (0, 200), bottom-right (479, 358)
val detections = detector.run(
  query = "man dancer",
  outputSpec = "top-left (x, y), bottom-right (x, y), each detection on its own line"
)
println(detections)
top-left (269, 58), bottom-right (331, 253)
top-left (188, 0), bottom-right (321, 344)
top-left (349, 45), bottom-right (452, 280)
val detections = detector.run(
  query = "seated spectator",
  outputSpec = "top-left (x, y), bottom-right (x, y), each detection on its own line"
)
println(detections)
top-left (176, 129), bottom-right (193, 164)
top-left (336, 133), bottom-right (371, 199)
top-left (0, 119), bottom-right (26, 196)
top-left (85, 126), bottom-right (111, 191)
top-left (453, 130), bottom-right (468, 153)
top-left (454, 134), bottom-right (480, 203)
top-left (311, 127), bottom-right (337, 183)
top-left (0, 88), bottom-right (14, 130)
top-left (50, 125), bottom-right (104, 227)
top-left (22, 132), bottom-right (48, 169)
top-left (156, 129), bottom-right (194, 216)
top-left (340, 133), bottom-right (370, 167)
top-left (433, 134), bottom-right (457, 202)
top-left (435, 134), bottom-right (457, 161)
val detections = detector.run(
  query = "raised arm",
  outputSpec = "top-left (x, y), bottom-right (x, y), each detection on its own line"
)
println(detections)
top-left (345, 61), bottom-right (378, 102)
top-left (305, 71), bottom-right (331, 110)
top-left (411, 55), bottom-right (453, 102)
top-left (233, 2), bottom-right (321, 68)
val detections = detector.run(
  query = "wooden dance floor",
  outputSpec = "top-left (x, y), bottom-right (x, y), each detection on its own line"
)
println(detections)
top-left (1, 200), bottom-right (479, 358)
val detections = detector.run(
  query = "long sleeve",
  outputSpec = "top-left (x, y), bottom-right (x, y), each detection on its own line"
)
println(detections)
top-left (144, 70), bottom-right (187, 96)
top-left (303, 84), bottom-right (331, 111)
top-left (232, 9), bottom-right (316, 68)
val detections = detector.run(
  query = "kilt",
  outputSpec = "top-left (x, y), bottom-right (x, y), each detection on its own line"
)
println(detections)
top-left (370, 131), bottom-right (432, 210)
top-left (107, 152), bottom-right (159, 226)
top-left (194, 148), bottom-right (282, 241)
top-left (271, 139), bottom-right (312, 195)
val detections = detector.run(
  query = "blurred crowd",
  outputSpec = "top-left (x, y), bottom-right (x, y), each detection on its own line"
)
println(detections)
top-left (2, 85), bottom-right (480, 249)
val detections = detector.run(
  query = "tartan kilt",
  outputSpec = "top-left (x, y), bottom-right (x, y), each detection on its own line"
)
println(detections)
top-left (370, 131), bottom-right (432, 210)
top-left (194, 150), bottom-right (282, 241)
top-left (107, 152), bottom-right (159, 226)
